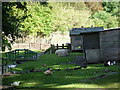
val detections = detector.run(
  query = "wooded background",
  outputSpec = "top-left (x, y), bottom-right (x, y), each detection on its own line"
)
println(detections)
top-left (2, 1), bottom-right (120, 51)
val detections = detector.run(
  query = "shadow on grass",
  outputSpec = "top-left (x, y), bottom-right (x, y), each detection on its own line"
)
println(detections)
top-left (2, 52), bottom-right (120, 89)
top-left (2, 64), bottom-right (120, 89)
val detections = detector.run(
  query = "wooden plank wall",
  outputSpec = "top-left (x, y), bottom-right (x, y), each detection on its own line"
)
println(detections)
top-left (118, 30), bottom-right (120, 60)
top-left (100, 30), bottom-right (119, 61)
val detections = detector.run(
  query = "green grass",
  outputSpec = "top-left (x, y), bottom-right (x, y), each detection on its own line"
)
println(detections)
top-left (2, 52), bottom-right (120, 88)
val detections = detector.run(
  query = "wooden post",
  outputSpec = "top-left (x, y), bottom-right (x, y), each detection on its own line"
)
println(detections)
top-left (56, 44), bottom-right (58, 50)
top-left (9, 52), bottom-right (11, 60)
top-left (62, 44), bottom-right (64, 49)
top-left (40, 43), bottom-right (41, 50)
top-left (29, 43), bottom-right (30, 49)
top-left (6, 52), bottom-right (7, 60)
top-left (50, 44), bottom-right (53, 54)
top-left (2, 63), bottom-right (4, 74)
top-left (15, 50), bottom-right (16, 60)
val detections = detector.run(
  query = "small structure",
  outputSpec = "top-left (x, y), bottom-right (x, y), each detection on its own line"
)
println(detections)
top-left (80, 27), bottom-right (120, 63)
top-left (5, 49), bottom-right (38, 61)
top-left (70, 27), bottom-right (104, 52)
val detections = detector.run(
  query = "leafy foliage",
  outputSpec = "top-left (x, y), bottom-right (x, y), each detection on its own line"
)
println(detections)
top-left (2, 2), bottom-right (120, 51)
top-left (2, 2), bottom-right (27, 51)
top-left (2, 33), bottom-right (12, 51)
top-left (19, 2), bottom-right (53, 37)
top-left (2, 2), bottom-right (27, 40)
top-left (91, 11), bottom-right (119, 28)
top-left (85, 2), bottom-right (103, 12)
top-left (49, 2), bottom-right (94, 33)
top-left (102, 2), bottom-right (120, 16)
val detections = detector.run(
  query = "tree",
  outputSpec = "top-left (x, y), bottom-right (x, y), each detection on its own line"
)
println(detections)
top-left (49, 2), bottom-right (94, 33)
top-left (2, 2), bottom-right (27, 51)
top-left (85, 2), bottom-right (103, 13)
top-left (102, 2), bottom-right (120, 16)
top-left (19, 2), bottom-right (53, 37)
top-left (91, 11), bottom-right (119, 28)
top-left (102, 1), bottom-right (120, 27)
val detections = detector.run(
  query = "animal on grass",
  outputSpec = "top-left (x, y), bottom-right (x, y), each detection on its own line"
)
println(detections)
top-left (55, 49), bottom-right (68, 57)
top-left (44, 68), bottom-right (52, 75)
top-left (110, 61), bottom-right (116, 65)
top-left (104, 61), bottom-right (116, 66)
top-left (8, 64), bottom-right (16, 68)
top-left (42, 64), bottom-right (46, 67)
top-left (11, 81), bottom-right (20, 87)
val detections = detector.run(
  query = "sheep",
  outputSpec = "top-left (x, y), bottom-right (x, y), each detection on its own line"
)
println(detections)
top-left (11, 81), bottom-right (20, 87)
top-left (55, 49), bottom-right (68, 57)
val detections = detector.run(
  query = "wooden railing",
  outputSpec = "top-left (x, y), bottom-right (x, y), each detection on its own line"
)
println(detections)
top-left (12, 43), bottom-right (50, 50)
top-left (50, 44), bottom-right (71, 53)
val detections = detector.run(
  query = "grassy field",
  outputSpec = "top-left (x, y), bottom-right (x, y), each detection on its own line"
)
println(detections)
top-left (2, 52), bottom-right (120, 89)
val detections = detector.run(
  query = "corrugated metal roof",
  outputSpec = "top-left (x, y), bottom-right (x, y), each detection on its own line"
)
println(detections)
top-left (70, 27), bottom-right (104, 35)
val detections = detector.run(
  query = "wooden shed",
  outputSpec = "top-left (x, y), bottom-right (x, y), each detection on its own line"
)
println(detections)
top-left (70, 27), bottom-right (104, 52)
top-left (81, 27), bottom-right (120, 63)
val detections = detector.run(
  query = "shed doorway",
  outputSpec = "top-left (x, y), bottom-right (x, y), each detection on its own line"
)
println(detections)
top-left (82, 32), bottom-right (100, 63)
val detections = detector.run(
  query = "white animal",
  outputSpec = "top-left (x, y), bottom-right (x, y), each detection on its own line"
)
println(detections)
top-left (11, 81), bottom-right (20, 87)
top-left (55, 49), bottom-right (68, 57)
top-left (107, 61), bottom-right (111, 65)
top-left (44, 69), bottom-right (52, 75)
top-left (8, 65), bottom-right (16, 68)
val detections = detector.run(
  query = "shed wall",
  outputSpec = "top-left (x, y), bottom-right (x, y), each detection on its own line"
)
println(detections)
top-left (118, 30), bottom-right (120, 60)
top-left (82, 33), bottom-right (100, 63)
top-left (100, 30), bottom-right (119, 62)
top-left (85, 49), bottom-right (100, 63)
top-left (83, 33), bottom-right (100, 49)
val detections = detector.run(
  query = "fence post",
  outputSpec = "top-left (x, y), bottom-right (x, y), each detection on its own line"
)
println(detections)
top-left (56, 44), bottom-right (58, 50)
top-left (40, 43), bottom-right (41, 50)
top-left (2, 64), bottom-right (4, 74)
top-left (29, 43), bottom-right (30, 49)
top-left (62, 44), bottom-right (64, 49)
top-left (50, 44), bottom-right (52, 54)
top-left (51, 44), bottom-right (56, 54)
